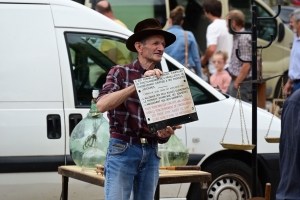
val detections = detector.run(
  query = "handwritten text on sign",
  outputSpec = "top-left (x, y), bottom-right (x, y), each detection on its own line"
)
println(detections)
top-left (134, 69), bottom-right (196, 124)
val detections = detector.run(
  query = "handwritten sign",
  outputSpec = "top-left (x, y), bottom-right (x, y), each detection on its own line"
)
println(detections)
top-left (134, 69), bottom-right (198, 132)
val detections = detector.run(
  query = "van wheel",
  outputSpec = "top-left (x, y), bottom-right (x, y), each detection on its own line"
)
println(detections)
top-left (187, 159), bottom-right (262, 200)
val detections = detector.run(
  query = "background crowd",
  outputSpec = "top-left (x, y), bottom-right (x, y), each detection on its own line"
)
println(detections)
top-left (92, 0), bottom-right (272, 104)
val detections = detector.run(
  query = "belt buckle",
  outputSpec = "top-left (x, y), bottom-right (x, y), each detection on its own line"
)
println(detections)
top-left (140, 138), bottom-right (148, 144)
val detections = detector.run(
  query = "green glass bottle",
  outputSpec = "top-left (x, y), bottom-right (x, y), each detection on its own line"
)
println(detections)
top-left (167, 134), bottom-right (189, 166)
top-left (69, 90), bottom-right (110, 169)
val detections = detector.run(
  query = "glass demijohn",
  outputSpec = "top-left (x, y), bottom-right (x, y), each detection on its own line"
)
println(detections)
top-left (166, 134), bottom-right (189, 166)
top-left (69, 90), bottom-right (109, 171)
top-left (158, 143), bottom-right (170, 167)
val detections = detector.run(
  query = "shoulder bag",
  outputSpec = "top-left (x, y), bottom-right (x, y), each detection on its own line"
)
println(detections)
top-left (184, 31), bottom-right (197, 74)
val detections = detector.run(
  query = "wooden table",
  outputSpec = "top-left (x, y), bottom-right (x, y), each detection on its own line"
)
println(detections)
top-left (58, 165), bottom-right (211, 200)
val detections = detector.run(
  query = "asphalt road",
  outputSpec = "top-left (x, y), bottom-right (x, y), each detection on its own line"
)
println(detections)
top-left (0, 172), bottom-right (105, 200)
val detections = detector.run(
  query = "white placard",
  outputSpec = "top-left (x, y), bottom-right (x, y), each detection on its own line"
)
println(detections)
top-left (134, 69), bottom-right (198, 131)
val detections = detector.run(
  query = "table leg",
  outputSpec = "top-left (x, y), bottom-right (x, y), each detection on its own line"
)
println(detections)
top-left (62, 175), bottom-right (69, 200)
top-left (200, 182), bottom-right (208, 200)
top-left (154, 184), bottom-right (160, 200)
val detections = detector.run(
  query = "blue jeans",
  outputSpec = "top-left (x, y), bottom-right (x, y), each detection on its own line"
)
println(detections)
top-left (194, 65), bottom-right (202, 78)
top-left (228, 78), bottom-right (252, 102)
top-left (188, 65), bottom-right (202, 78)
top-left (104, 138), bottom-right (160, 200)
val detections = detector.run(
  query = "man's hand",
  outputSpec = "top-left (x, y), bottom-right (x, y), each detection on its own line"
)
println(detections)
top-left (200, 56), bottom-right (206, 66)
top-left (234, 80), bottom-right (240, 89)
top-left (144, 69), bottom-right (163, 79)
top-left (283, 79), bottom-right (293, 96)
top-left (201, 45), bottom-right (216, 66)
top-left (234, 62), bottom-right (251, 89)
top-left (157, 125), bottom-right (182, 139)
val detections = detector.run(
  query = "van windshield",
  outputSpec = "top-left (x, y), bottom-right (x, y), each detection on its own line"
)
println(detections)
top-left (165, 59), bottom-right (218, 105)
top-left (229, 0), bottom-right (277, 40)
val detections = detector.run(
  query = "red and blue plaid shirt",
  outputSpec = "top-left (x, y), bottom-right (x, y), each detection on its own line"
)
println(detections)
top-left (97, 59), bottom-right (159, 139)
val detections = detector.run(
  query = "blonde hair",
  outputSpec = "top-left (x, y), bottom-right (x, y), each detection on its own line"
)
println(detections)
top-left (214, 50), bottom-right (228, 62)
top-left (170, 6), bottom-right (184, 25)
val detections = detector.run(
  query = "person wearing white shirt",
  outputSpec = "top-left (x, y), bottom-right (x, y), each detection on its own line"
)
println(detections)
top-left (201, 0), bottom-right (233, 77)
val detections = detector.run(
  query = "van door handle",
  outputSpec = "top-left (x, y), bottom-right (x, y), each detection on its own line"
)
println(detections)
top-left (47, 114), bottom-right (61, 139)
top-left (69, 114), bottom-right (82, 136)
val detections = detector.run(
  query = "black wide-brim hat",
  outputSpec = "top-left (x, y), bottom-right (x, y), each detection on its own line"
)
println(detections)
top-left (126, 18), bottom-right (176, 52)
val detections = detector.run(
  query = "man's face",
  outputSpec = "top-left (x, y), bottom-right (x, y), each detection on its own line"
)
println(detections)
top-left (289, 15), bottom-right (296, 32)
top-left (295, 19), bottom-right (300, 35)
top-left (139, 35), bottom-right (165, 63)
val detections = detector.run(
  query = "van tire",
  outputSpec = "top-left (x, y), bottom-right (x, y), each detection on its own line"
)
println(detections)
top-left (187, 159), bottom-right (262, 200)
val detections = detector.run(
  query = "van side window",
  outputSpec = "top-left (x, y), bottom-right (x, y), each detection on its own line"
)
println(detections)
top-left (228, 0), bottom-right (276, 41)
top-left (228, 0), bottom-right (252, 30)
top-left (65, 33), bottom-right (137, 107)
top-left (255, 3), bottom-right (277, 41)
top-left (166, 60), bottom-right (218, 105)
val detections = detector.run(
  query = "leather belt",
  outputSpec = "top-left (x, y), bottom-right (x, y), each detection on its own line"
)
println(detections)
top-left (293, 79), bottom-right (300, 84)
top-left (110, 133), bottom-right (157, 145)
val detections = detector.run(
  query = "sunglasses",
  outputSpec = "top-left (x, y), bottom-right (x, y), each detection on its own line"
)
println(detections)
top-left (212, 60), bottom-right (224, 64)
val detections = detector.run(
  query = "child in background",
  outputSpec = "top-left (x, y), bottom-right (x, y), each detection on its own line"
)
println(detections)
top-left (210, 51), bottom-right (232, 93)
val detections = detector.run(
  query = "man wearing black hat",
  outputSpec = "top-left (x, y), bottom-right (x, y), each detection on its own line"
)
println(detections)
top-left (96, 18), bottom-right (181, 200)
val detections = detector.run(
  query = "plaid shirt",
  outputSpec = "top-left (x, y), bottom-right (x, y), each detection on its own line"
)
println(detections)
top-left (97, 59), bottom-right (160, 139)
top-left (228, 28), bottom-right (252, 78)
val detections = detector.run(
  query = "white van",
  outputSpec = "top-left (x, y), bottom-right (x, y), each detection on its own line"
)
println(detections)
top-left (0, 0), bottom-right (281, 200)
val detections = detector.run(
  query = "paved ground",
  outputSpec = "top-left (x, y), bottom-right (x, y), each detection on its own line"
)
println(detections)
top-left (0, 172), bottom-right (105, 200)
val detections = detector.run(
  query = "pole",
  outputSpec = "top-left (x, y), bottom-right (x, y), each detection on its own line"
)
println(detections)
top-left (229, 1), bottom-right (281, 197)
top-left (251, 4), bottom-right (258, 197)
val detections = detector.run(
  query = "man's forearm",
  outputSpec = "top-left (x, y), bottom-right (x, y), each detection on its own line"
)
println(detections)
top-left (283, 78), bottom-right (293, 95)
top-left (97, 85), bottom-right (136, 113)
top-left (235, 63), bottom-right (251, 87)
top-left (201, 45), bottom-right (216, 65)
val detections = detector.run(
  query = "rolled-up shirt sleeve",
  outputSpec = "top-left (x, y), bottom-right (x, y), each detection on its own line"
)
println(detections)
top-left (206, 24), bottom-right (219, 46)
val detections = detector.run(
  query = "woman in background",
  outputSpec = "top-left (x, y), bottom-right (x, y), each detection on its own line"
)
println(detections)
top-left (165, 6), bottom-right (202, 78)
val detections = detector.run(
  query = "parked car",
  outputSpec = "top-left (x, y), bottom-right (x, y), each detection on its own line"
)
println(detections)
top-left (293, 0), bottom-right (300, 6)
top-left (0, 0), bottom-right (281, 200)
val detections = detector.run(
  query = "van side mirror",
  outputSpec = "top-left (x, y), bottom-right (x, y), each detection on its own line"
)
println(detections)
top-left (277, 23), bottom-right (285, 43)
